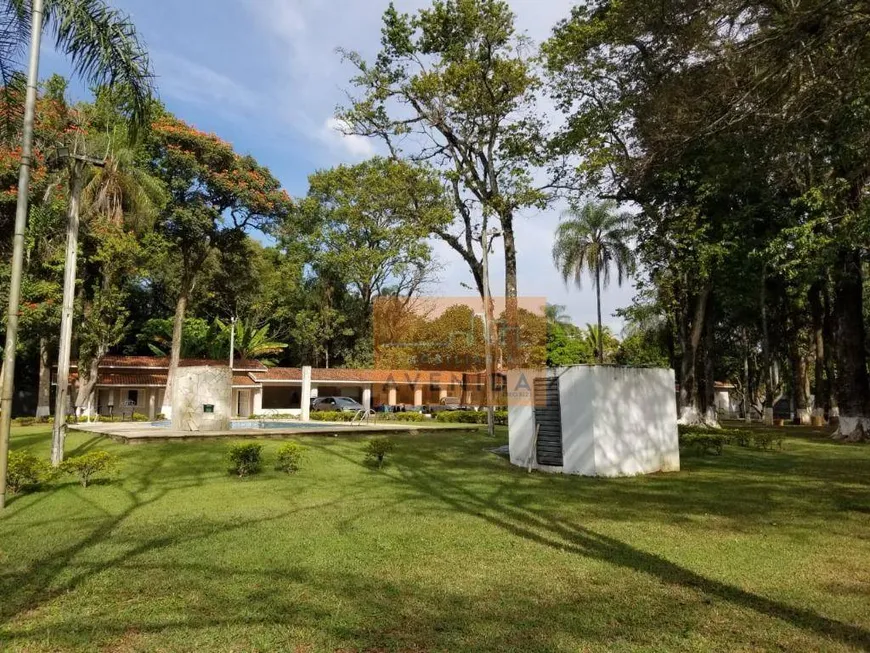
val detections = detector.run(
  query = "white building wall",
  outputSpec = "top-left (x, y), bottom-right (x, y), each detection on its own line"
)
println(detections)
top-left (508, 366), bottom-right (679, 477)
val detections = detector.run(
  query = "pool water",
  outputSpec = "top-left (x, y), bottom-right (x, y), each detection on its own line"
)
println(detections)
top-left (150, 420), bottom-right (353, 430)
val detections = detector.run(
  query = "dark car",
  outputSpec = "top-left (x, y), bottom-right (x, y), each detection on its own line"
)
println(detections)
top-left (311, 396), bottom-right (365, 413)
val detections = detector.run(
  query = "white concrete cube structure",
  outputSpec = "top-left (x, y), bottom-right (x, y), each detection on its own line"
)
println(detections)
top-left (508, 366), bottom-right (679, 477)
top-left (171, 365), bottom-right (232, 432)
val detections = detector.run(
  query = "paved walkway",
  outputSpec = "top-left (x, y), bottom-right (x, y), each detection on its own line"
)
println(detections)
top-left (71, 420), bottom-right (477, 444)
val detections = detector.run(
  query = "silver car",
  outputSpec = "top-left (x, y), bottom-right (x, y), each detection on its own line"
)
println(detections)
top-left (311, 396), bottom-right (364, 412)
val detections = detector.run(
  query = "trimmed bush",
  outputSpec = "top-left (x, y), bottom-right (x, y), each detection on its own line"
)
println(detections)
top-left (310, 411), bottom-right (355, 422)
top-left (7, 451), bottom-right (52, 494)
top-left (381, 412), bottom-right (426, 422)
top-left (365, 438), bottom-right (395, 468)
top-left (61, 451), bottom-right (119, 487)
top-left (132, 413), bottom-right (150, 422)
top-left (12, 417), bottom-right (36, 427)
top-left (434, 410), bottom-right (508, 425)
top-left (227, 442), bottom-right (263, 477)
top-left (678, 429), bottom-right (726, 455)
top-left (752, 432), bottom-right (784, 450)
top-left (275, 442), bottom-right (305, 473)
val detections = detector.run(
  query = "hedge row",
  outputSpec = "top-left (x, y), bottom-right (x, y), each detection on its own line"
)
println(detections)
top-left (435, 410), bottom-right (508, 425)
top-left (678, 425), bottom-right (784, 454)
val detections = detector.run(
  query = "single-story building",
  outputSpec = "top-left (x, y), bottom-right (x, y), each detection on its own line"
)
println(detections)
top-left (56, 356), bottom-right (506, 419)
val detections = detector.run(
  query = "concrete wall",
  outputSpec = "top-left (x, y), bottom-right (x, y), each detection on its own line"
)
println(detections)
top-left (171, 365), bottom-right (232, 432)
top-left (507, 366), bottom-right (679, 477)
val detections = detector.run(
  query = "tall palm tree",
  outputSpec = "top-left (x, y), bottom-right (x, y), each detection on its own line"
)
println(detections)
top-left (552, 201), bottom-right (635, 364)
top-left (1, 0), bottom-right (152, 505)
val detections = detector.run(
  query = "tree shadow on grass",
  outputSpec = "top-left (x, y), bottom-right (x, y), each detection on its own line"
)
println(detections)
top-left (312, 434), bottom-right (870, 650)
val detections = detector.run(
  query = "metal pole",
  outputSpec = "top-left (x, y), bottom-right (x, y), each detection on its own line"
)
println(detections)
top-left (481, 228), bottom-right (495, 438)
top-left (51, 160), bottom-right (85, 467)
top-left (0, 0), bottom-right (44, 510)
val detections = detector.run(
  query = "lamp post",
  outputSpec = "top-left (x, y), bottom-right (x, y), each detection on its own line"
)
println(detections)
top-left (50, 150), bottom-right (105, 467)
top-left (0, 0), bottom-right (45, 510)
top-left (480, 226), bottom-right (501, 438)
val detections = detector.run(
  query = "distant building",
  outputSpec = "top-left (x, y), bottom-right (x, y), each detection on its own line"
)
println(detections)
top-left (54, 356), bottom-right (506, 419)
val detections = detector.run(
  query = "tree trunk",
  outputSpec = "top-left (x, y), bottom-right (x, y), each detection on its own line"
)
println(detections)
top-left (809, 282), bottom-right (828, 422)
top-left (502, 211), bottom-right (518, 369)
top-left (595, 262), bottom-right (603, 365)
top-left (743, 328), bottom-right (751, 424)
top-left (35, 336), bottom-right (51, 418)
top-left (701, 291), bottom-right (717, 425)
top-left (822, 282), bottom-right (838, 421)
top-left (678, 282), bottom-right (712, 425)
top-left (832, 248), bottom-right (870, 440)
top-left (790, 338), bottom-right (810, 425)
top-left (161, 282), bottom-right (190, 418)
top-left (759, 267), bottom-right (775, 425)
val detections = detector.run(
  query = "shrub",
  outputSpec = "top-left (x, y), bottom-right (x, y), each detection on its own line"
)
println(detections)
top-left (434, 410), bottom-right (508, 425)
top-left (60, 451), bottom-right (119, 487)
top-left (381, 412), bottom-right (426, 422)
top-left (227, 442), bottom-right (263, 477)
top-left (752, 432), bottom-right (784, 450)
top-left (365, 438), bottom-right (395, 468)
top-left (156, 413), bottom-right (167, 421)
top-left (275, 442), bottom-right (305, 473)
top-left (7, 451), bottom-right (52, 494)
top-left (12, 416), bottom-right (35, 427)
top-left (678, 429), bottom-right (726, 455)
top-left (132, 412), bottom-right (150, 422)
top-left (727, 430), bottom-right (752, 447)
top-left (310, 411), bottom-right (355, 422)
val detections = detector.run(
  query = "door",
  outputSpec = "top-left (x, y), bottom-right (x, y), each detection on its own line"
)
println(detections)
top-left (533, 377), bottom-right (563, 466)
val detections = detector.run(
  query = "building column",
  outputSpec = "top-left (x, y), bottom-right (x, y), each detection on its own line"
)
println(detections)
top-left (252, 387), bottom-right (263, 415)
top-left (387, 386), bottom-right (397, 406)
top-left (107, 388), bottom-right (116, 417)
top-left (362, 385), bottom-right (372, 411)
top-left (413, 386), bottom-right (423, 406)
top-left (439, 387), bottom-right (448, 400)
top-left (301, 366), bottom-right (312, 421)
top-left (148, 388), bottom-right (156, 420)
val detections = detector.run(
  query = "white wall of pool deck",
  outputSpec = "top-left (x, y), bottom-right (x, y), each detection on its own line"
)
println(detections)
top-left (508, 366), bottom-right (680, 477)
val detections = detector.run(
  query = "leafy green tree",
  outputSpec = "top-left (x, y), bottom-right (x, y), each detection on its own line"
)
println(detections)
top-left (552, 201), bottom-right (634, 363)
top-left (299, 157), bottom-right (449, 309)
top-left (147, 112), bottom-right (293, 415)
top-left (338, 0), bottom-right (553, 360)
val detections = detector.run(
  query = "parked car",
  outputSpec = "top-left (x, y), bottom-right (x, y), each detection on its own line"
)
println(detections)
top-left (310, 396), bottom-right (365, 413)
top-left (428, 396), bottom-right (463, 413)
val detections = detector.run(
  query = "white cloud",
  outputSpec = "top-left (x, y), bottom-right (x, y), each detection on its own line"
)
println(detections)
top-left (320, 117), bottom-right (375, 159)
top-left (154, 51), bottom-right (257, 114)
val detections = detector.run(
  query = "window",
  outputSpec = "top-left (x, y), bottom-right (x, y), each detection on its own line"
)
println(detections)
top-left (126, 390), bottom-right (139, 406)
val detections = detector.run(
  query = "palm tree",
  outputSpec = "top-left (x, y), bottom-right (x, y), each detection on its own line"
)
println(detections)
top-left (221, 319), bottom-right (288, 366)
top-left (1, 0), bottom-right (153, 505)
top-left (552, 201), bottom-right (634, 364)
top-left (543, 303), bottom-right (571, 326)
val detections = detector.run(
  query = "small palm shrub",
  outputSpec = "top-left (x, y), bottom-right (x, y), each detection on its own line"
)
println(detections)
top-left (7, 451), bottom-right (52, 494)
top-left (365, 438), bottom-right (395, 469)
top-left (227, 442), bottom-right (263, 477)
top-left (275, 442), bottom-right (305, 474)
top-left (61, 451), bottom-right (119, 487)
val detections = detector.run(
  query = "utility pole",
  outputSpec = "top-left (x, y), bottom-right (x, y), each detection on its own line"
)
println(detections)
top-left (0, 0), bottom-right (45, 509)
top-left (51, 151), bottom-right (104, 467)
top-left (480, 226), bottom-right (501, 438)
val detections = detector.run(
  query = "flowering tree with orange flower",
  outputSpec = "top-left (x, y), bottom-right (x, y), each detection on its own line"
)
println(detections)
top-left (148, 112), bottom-right (294, 415)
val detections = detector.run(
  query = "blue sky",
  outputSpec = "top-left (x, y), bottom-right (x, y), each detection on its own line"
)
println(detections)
top-left (40, 0), bottom-right (636, 331)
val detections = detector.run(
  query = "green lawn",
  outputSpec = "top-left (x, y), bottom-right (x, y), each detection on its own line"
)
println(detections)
top-left (0, 424), bottom-right (868, 652)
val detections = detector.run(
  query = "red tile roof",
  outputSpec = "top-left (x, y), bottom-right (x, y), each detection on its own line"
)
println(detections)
top-left (232, 374), bottom-right (257, 387)
top-left (252, 368), bottom-right (465, 385)
top-left (98, 373), bottom-right (167, 386)
top-left (70, 356), bottom-right (266, 371)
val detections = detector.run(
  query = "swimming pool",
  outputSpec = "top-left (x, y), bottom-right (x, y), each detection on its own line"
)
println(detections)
top-left (232, 420), bottom-right (353, 430)
top-left (149, 419), bottom-right (353, 430)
